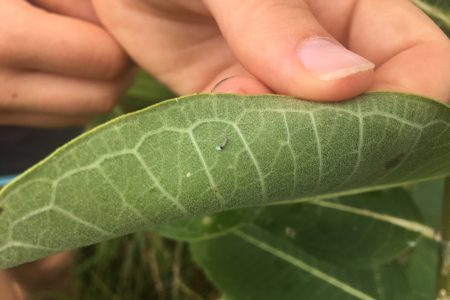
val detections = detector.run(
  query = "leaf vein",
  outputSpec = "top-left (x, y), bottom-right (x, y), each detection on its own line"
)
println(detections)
top-left (233, 229), bottom-right (376, 300)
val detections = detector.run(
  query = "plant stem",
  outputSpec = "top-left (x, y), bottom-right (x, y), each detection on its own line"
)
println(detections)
top-left (438, 177), bottom-right (450, 299)
top-left (171, 242), bottom-right (183, 300)
top-left (147, 233), bottom-right (165, 300)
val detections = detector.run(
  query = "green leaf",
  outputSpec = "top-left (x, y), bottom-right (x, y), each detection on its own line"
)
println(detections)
top-left (412, 179), bottom-right (444, 230)
top-left (87, 71), bottom-right (175, 128)
top-left (253, 189), bottom-right (425, 268)
top-left (191, 190), bottom-right (439, 300)
top-left (122, 70), bottom-right (175, 112)
top-left (404, 238), bottom-right (440, 300)
top-left (0, 92), bottom-right (449, 269)
top-left (156, 208), bottom-right (256, 242)
top-left (192, 228), bottom-right (437, 300)
top-left (413, 0), bottom-right (450, 36)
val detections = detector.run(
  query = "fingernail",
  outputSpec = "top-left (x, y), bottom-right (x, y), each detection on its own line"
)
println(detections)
top-left (211, 76), bottom-right (235, 92)
top-left (300, 38), bottom-right (375, 80)
top-left (211, 77), bottom-right (246, 94)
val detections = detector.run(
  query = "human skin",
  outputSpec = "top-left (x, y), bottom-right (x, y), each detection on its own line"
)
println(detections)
top-left (0, 0), bottom-right (131, 298)
top-left (1, 0), bottom-right (450, 298)
top-left (3, 252), bottom-right (75, 300)
top-left (91, 0), bottom-right (450, 103)
top-left (0, 272), bottom-right (23, 300)
top-left (0, 0), bottom-right (133, 127)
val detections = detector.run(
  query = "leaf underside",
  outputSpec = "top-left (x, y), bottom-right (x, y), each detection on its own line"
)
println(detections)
top-left (0, 92), bottom-right (449, 269)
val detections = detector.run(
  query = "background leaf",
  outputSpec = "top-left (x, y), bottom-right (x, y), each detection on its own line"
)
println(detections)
top-left (412, 179), bottom-right (445, 230)
top-left (121, 70), bottom-right (175, 113)
top-left (156, 208), bottom-right (256, 242)
top-left (253, 189), bottom-right (425, 268)
top-left (191, 188), bottom-right (439, 300)
top-left (87, 71), bottom-right (175, 129)
top-left (413, 0), bottom-right (450, 37)
top-left (0, 92), bottom-right (449, 269)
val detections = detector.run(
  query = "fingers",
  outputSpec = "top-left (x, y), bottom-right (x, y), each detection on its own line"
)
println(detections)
top-left (0, 70), bottom-right (127, 115)
top-left (306, 0), bottom-right (450, 102)
top-left (343, 0), bottom-right (450, 102)
top-left (371, 40), bottom-right (450, 102)
top-left (0, 2), bottom-right (129, 80)
top-left (0, 272), bottom-right (23, 300)
top-left (0, 110), bottom-right (93, 128)
top-left (211, 76), bottom-right (272, 94)
top-left (203, 0), bottom-right (375, 101)
top-left (0, 1), bottom-right (135, 127)
top-left (202, 62), bottom-right (272, 94)
top-left (28, 0), bottom-right (100, 24)
top-left (6, 251), bottom-right (75, 296)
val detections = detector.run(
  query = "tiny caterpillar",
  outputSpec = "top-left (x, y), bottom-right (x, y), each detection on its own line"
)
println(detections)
top-left (216, 137), bottom-right (228, 151)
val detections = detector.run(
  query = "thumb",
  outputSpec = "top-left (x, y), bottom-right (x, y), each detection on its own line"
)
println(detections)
top-left (203, 0), bottom-right (375, 101)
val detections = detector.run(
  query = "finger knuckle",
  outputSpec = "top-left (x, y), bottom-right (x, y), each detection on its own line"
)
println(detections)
top-left (98, 47), bottom-right (130, 80)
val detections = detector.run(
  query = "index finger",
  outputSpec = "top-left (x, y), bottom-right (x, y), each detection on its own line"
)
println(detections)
top-left (0, 2), bottom-right (129, 80)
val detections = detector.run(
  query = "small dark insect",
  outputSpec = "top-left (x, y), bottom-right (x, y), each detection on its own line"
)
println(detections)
top-left (397, 241), bottom-right (417, 266)
top-left (216, 137), bottom-right (228, 151)
top-left (385, 153), bottom-right (405, 170)
top-left (396, 243), bottom-right (416, 266)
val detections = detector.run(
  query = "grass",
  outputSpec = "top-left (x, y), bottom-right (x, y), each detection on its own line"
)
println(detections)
top-left (73, 232), bottom-right (218, 300)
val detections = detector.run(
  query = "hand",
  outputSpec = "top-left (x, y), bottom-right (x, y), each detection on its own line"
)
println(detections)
top-left (0, 272), bottom-right (22, 300)
top-left (4, 251), bottom-right (74, 299)
top-left (0, 0), bottom-right (133, 127)
top-left (92, 0), bottom-right (450, 102)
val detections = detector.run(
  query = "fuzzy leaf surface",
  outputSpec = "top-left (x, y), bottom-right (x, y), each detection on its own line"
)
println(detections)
top-left (0, 92), bottom-right (449, 269)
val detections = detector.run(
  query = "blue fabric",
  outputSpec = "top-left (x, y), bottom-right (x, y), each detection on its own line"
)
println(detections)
top-left (0, 175), bottom-right (17, 187)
